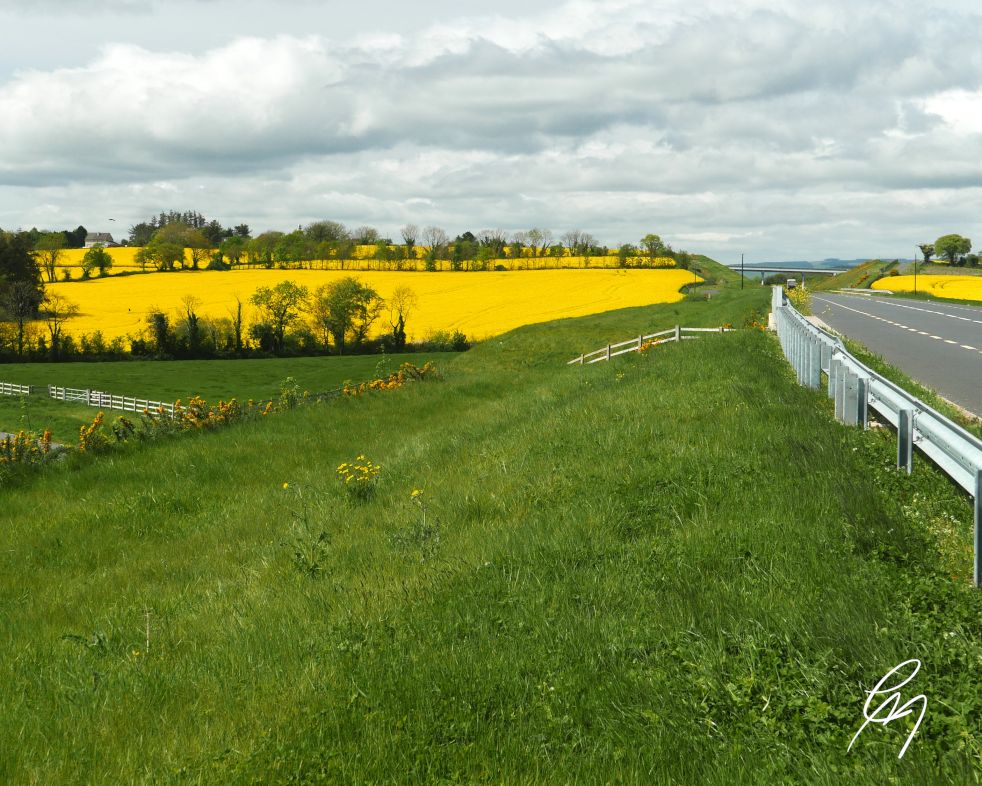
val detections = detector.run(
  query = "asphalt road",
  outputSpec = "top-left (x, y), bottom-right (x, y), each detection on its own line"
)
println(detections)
top-left (811, 293), bottom-right (982, 417)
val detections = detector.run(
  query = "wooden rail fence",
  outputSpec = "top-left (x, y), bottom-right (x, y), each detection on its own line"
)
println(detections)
top-left (568, 326), bottom-right (734, 365)
top-left (48, 386), bottom-right (176, 417)
top-left (0, 382), bottom-right (34, 396)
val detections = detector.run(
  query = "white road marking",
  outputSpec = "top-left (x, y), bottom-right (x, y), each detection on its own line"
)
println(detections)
top-left (812, 295), bottom-right (982, 358)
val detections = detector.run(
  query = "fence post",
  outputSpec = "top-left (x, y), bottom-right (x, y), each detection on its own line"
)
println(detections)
top-left (606, 344), bottom-right (611, 361)
top-left (674, 325), bottom-right (681, 342)
top-left (974, 469), bottom-right (981, 588)
top-left (579, 354), bottom-right (584, 365)
top-left (638, 335), bottom-right (643, 353)
top-left (897, 409), bottom-right (914, 474)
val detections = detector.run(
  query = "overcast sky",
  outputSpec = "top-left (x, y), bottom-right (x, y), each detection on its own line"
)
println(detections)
top-left (2, 0), bottom-right (982, 262)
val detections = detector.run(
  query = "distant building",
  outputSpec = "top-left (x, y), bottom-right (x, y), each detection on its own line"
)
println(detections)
top-left (84, 232), bottom-right (119, 248)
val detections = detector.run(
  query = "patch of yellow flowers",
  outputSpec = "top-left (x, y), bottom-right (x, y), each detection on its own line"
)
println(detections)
top-left (337, 455), bottom-right (381, 499)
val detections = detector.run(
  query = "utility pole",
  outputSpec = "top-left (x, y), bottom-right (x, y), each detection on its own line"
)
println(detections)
top-left (740, 253), bottom-right (744, 289)
top-left (914, 247), bottom-right (918, 295)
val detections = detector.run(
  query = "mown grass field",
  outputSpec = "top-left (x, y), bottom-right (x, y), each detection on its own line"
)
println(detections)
top-left (2, 287), bottom-right (980, 784)
top-left (0, 353), bottom-right (448, 440)
top-left (48, 268), bottom-right (700, 343)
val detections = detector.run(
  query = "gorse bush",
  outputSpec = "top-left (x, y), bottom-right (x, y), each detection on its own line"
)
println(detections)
top-left (7, 362), bottom-right (441, 471)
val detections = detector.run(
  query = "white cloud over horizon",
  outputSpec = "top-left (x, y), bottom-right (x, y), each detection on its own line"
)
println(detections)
top-left (2, 0), bottom-right (982, 262)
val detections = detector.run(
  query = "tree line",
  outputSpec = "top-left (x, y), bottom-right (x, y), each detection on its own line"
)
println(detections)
top-left (918, 234), bottom-right (980, 266)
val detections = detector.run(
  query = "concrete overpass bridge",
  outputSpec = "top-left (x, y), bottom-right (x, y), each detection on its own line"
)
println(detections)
top-left (723, 265), bottom-right (850, 284)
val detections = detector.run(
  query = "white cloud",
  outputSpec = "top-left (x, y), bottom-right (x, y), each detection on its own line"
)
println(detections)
top-left (2, 0), bottom-right (982, 260)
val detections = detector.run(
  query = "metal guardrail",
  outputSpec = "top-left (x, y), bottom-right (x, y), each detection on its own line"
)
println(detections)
top-left (772, 286), bottom-right (982, 585)
top-left (568, 326), bottom-right (734, 365)
top-left (0, 382), bottom-right (34, 396)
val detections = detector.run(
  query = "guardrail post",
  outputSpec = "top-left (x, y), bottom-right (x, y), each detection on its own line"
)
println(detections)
top-left (897, 409), bottom-right (914, 474)
top-left (857, 376), bottom-right (868, 429)
top-left (834, 360), bottom-right (845, 421)
top-left (974, 469), bottom-right (981, 588)
top-left (808, 337), bottom-right (822, 389)
top-left (820, 343), bottom-right (831, 375)
top-left (828, 354), bottom-right (837, 398)
top-left (844, 371), bottom-right (859, 426)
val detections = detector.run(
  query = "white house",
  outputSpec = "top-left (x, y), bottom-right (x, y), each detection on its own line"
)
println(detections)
top-left (84, 232), bottom-right (119, 248)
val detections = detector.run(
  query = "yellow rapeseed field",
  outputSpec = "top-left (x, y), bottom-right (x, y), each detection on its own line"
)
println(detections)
top-left (47, 269), bottom-right (699, 341)
top-left (871, 274), bottom-right (982, 302)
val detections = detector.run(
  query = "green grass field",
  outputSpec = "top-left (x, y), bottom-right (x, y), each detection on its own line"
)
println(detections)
top-left (2, 287), bottom-right (980, 784)
top-left (0, 353), bottom-right (448, 440)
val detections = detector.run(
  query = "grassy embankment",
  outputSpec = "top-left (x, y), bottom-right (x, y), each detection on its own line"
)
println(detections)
top-left (0, 353), bottom-right (448, 440)
top-left (811, 259), bottom-right (898, 291)
top-left (2, 280), bottom-right (981, 783)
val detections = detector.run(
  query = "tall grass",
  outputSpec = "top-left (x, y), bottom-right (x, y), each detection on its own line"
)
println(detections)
top-left (1, 288), bottom-right (979, 784)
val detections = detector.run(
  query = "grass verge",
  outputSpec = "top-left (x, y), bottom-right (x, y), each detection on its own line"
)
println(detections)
top-left (1, 287), bottom-right (980, 784)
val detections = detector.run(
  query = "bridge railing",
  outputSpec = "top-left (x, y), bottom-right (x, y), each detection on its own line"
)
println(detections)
top-left (772, 286), bottom-right (982, 585)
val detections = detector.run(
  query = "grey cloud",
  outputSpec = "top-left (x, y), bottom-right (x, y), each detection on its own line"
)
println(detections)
top-left (3, 0), bottom-right (982, 261)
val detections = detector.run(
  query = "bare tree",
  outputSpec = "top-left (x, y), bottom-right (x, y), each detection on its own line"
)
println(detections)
top-left (422, 226), bottom-right (448, 259)
top-left (180, 295), bottom-right (203, 352)
top-left (387, 286), bottom-right (418, 350)
top-left (42, 292), bottom-right (80, 358)
top-left (354, 226), bottom-right (380, 244)
top-left (477, 229), bottom-right (507, 258)
top-left (36, 232), bottom-right (66, 283)
top-left (561, 230), bottom-right (584, 256)
top-left (2, 281), bottom-right (43, 356)
top-left (401, 224), bottom-right (419, 264)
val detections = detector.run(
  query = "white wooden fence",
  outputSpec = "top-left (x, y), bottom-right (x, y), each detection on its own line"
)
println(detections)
top-left (0, 382), bottom-right (34, 396)
top-left (48, 386), bottom-right (176, 417)
top-left (568, 325), bottom-right (735, 365)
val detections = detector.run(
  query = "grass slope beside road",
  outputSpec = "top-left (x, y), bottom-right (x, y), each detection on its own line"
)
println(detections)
top-left (1, 288), bottom-right (980, 784)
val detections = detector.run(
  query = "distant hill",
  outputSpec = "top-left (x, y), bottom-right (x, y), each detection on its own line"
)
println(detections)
top-left (740, 258), bottom-right (883, 270)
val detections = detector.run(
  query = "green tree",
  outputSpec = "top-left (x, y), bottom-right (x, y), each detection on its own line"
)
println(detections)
top-left (35, 232), bottom-right (66, 283)
top-left (935, 234), bottom-right (971, 265)
top-left (309, 276), bottom-right (382, 354)
top-left (617, 243), bottom-right (637, 268)
top-left (918, 243), bottom-right (934, 265)
top-left (639, 233), bottom-right (666, 266)
top-left (250, 280), bottom-right (309, 353)
top-left (81, 245), bottom-right (113, 277)
top-left (185, 229), bottom-right (212, 269)
top-left (305, 220), bottom-right (348, 243)
top-left (220, 236), bottom-right (247, 265)
top-left (247, 231), bottom-right (284, 266)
